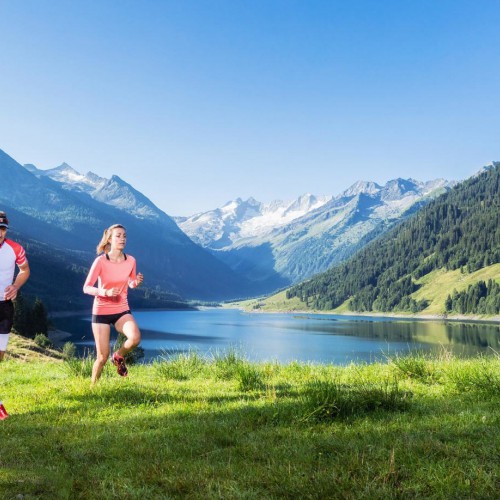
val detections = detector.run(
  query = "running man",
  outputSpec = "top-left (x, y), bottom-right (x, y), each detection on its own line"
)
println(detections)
top-left (0, 211), bottom-right (30, 420)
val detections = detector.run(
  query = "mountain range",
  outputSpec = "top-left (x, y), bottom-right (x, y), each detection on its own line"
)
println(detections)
top-left (1, 145), bottom-right (478, 313)
top-left (0, 149), bottom-right (260, 308)
top-left (177, 178), bottom-right (455, 289)
top-left (285, 163), bottom-right (500, 315)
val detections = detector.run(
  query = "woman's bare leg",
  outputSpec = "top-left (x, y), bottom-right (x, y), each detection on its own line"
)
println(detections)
top-left (114, 314), bottom-right (141, 356)
top-left (91, 323), bottom-right (111, 385)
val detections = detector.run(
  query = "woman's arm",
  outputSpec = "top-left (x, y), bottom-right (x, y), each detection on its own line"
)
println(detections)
top-left (83, 258), bottom-right (107, 297)
top-left (128, 258), bottom-right (143, 288)
top-left (129, 272), bottom-right (144, 288)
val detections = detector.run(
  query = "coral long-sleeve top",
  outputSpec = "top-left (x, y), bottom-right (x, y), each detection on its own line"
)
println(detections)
top-left (83, 254), bottom-right (138, 315)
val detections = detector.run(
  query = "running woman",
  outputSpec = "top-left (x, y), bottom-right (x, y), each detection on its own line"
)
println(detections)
top-left (0, 211), bottom-right (30, 420)
top-left (83, 224), bottom-right (143, 385)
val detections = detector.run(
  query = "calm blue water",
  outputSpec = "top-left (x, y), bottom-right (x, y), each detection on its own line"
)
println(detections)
top-left (52, 308), bottom-right (500, 365)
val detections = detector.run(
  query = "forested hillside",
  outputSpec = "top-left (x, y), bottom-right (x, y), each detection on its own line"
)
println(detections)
top-left (287, 164), bottom-right (500, 314)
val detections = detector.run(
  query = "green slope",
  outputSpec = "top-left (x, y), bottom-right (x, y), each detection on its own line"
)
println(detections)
top-left (283, 164), bottom-right (500, 317)
top-left (410, 264), bottom-right (500, 315)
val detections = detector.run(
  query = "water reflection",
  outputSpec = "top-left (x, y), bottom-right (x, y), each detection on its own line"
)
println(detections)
top-left (445, 322), bottom-right (500, 349)
top-left (51, 309), bottom-right (500, 364)
top-left (255, 314), bottom-right (500, 351)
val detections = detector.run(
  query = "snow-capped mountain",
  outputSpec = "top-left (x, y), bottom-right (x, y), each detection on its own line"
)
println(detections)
top-left (25, 162), bottom-right (106, 193)
top-left (178, 179), bottom-right (451, 251)
top-left (176, 193), bottom-right (332, 249)
top-left (177, 177), bottom-right (456, 288)
top-left (26, 163), bottom-right (173, 224)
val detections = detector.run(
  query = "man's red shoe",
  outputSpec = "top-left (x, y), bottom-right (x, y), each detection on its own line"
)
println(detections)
top-left (0, 402), bottom-right (9, 420)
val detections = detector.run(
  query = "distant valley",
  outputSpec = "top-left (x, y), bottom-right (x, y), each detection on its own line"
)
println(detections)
top-left (177, 178), bottom-right (456, 289)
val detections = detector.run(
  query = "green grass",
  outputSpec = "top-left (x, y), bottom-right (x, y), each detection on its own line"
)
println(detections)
top-left (1, 352), bottom-right (500, 498)
top-left (411, 264), bottom-right (500, 316)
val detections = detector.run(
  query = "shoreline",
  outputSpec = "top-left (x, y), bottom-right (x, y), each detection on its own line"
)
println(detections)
top-left (315, 310), bottom-right (500, 324)
top-left (232, 306), bottom-right (500, 324)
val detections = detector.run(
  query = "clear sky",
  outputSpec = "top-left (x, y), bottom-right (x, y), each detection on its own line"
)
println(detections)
top-left (1, 1), bottom-right (499, 216)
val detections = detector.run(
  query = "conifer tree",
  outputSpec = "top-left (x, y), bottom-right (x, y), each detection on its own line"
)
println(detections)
top-left (13, 293), bottom-right (30, 336)
top-left (32, 298), bottom-right (49, 335)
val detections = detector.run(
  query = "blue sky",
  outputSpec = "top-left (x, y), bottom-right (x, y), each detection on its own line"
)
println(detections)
top-left (1, 1), bottom-right (499, 215)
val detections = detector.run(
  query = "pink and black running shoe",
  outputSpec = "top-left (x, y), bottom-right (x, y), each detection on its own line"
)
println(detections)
top-left (111, 352), bottom-right (128, 377)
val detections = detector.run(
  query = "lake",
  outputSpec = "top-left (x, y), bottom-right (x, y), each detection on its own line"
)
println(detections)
top-left (51, 308), bottom-right (500, 365)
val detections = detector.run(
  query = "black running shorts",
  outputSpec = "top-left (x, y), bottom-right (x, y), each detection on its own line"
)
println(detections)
top-left (0, 300), bottom-right (14, 334)
top-left (91, 310), bottom-right (132, 325)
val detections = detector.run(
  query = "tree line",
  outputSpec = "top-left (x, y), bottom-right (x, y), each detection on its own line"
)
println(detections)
top-left (13, 294), bottom-right (50, 338)
top-left (445, 280), bottom-right (500, 315)
top-left (287, 164), bottom-right (500, 314)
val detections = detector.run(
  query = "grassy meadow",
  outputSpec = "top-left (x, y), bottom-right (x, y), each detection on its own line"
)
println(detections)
top-left (1, 336), bottom-right (500, 498)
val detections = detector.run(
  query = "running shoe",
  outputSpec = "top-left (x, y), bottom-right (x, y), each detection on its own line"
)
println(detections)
top-left (111, 352), bottom-right (128, 377)
top-left (0, 402), bottom-right (9, 420)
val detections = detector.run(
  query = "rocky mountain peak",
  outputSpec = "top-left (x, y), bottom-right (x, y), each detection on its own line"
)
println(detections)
top-left (380, 178), bottom-right (420, 201)
top-left (341, 180), bottom-right (382, 198)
